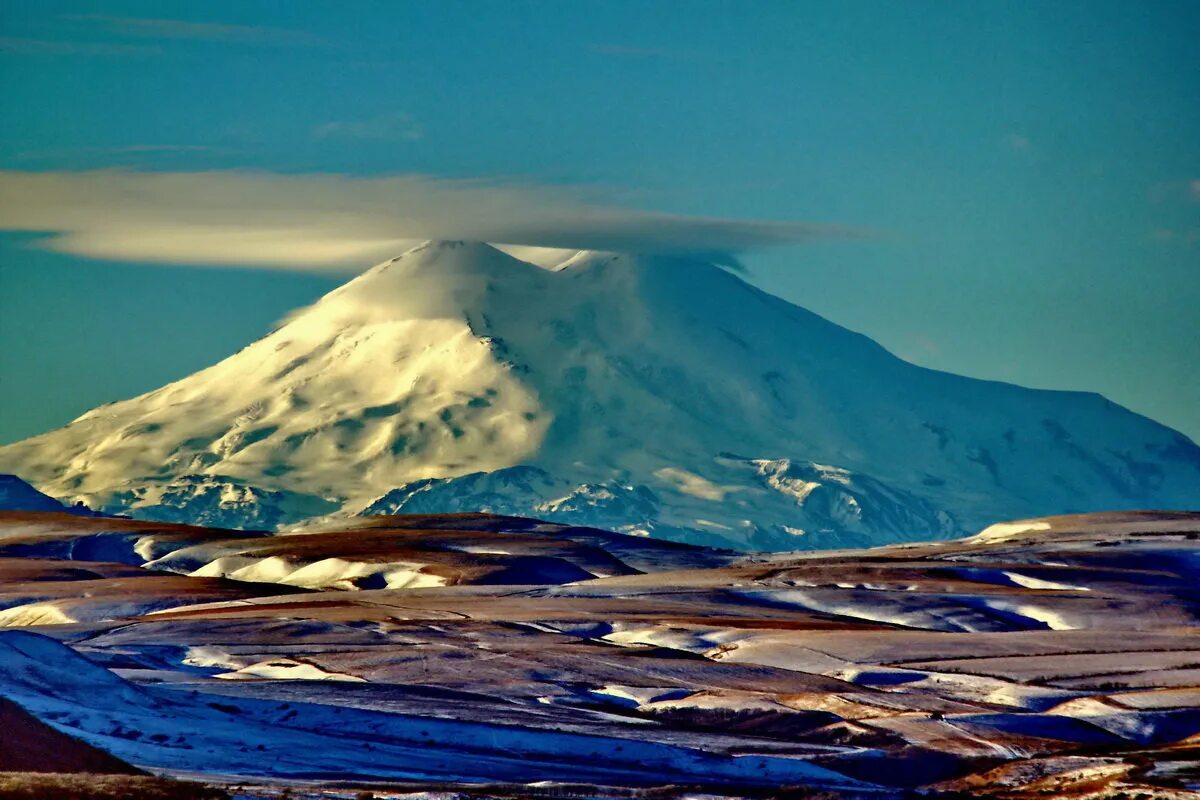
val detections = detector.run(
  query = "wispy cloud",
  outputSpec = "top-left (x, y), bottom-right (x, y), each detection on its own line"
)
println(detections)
top-left (0, 170), bottom-right (859, 271)
top-left (58, 14), bottom-right (322, 47)
top-left (13, 145), bottom-right (237, 163)
top-left (588, 43), bottom-right (704, 60)
top-left (1150, 227), bottom-right (1199, 246)
top-left (1147, 179), bottom-right (1200, 204)
top-left (1, 15), bottom-right (320, 58)
top-left (1003, 133), bottom-right (1033, 154)
top-left (0, 36), bottom-right (161, 57)
top-left (314, 112), bottom-right (423, 143)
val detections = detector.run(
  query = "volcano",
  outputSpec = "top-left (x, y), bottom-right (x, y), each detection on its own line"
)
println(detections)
top-left (2, 240), bottom-right (1197, 548)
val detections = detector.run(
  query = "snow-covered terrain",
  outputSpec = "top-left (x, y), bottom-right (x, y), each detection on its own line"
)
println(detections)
top-left (2, 241), bottom-right (1198, 548)
top-left (0, 509), bottom-right (1198, 798)
top-left (0, 511), bottom-right (736, 595)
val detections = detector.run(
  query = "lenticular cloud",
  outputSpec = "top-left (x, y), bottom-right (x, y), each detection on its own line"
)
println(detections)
top-left (0, 169), bottom-right (853, 271)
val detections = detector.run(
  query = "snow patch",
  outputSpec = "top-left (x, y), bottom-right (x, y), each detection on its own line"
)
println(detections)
top-left (216, 657), bottom-right (367, 682)
top-left (190, 554), bottom-right (446, 590)
top-left (973, 521), bottom-right (1053, 543)
top-left (0, 602), bottom-right (75, 627)
top-left (653, 468), bottom-right (737, 501)
top-left (1002, 571), bottom-right (1091, 592)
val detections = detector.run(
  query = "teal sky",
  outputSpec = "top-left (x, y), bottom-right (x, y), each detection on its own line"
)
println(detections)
top-left (1, 0), bottom-right (1198, 444)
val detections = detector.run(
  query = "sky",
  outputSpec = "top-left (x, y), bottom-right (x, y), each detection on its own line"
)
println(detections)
top-left (1, 0), bottom-right (1198, 444)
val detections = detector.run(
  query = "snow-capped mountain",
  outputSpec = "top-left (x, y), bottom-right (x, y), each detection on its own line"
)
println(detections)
top-left (2, 240), bottom-right (1198, 548)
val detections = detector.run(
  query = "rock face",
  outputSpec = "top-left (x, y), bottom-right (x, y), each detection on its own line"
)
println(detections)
top-left (1, 241), bottom-right (1198, 548)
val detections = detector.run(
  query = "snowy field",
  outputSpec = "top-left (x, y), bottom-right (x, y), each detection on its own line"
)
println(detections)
top-left (0, 509), bottom-right (1198, 799)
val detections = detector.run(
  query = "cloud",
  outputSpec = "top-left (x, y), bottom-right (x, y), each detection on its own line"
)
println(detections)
top-left (13, 145), bottom-right (237, 163)
top-left (1, 16), bottom-right (319, 58)
top-left (0, 36), bottom-right (161, 57)
top-left (1150, 227), bottom-right (1199, 246)
top-left (1003, 133), bottom-right (1032, 154)
top-left (58, 14), bottom-right (322, 47)
top-left (1148, 179), bottom-right (1200, 204)
top-left (0, 170), bottom-right (859, 271)
top-left (314, 113), bottom-right (423, 142)
top-left (588, 43), bottom-right (704, 60)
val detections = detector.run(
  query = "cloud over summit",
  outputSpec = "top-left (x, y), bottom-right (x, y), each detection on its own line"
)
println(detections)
top-left (0, 170), bottom-right (855, 271)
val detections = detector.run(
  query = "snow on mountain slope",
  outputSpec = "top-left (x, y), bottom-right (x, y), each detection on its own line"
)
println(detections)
top-left (99, 474), bottom-right (338, 530)
top-left (1, 240), bottom-right (1198, 549)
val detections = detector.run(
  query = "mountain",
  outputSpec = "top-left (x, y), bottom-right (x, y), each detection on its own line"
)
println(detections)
top-left (0, 474), bottom-right (100, 516)
top-left (1, 240), bottom-right (1197, 548)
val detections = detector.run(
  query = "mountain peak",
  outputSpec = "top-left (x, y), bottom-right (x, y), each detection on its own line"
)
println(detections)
top-left (305, 239), bottom-right (549, 324)
top-left (406, 239), bottom-right (509, 258)
top-left (364, 239), bottom-right (539, 279)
